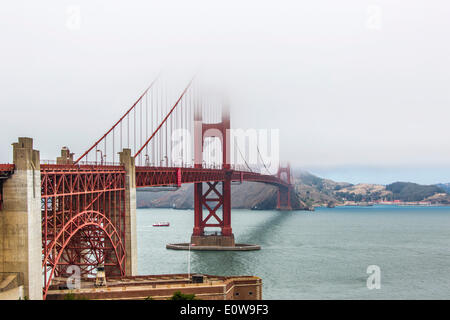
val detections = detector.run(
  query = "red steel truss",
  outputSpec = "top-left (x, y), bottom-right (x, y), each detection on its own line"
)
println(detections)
top-left (41, 164), bottom-right (126, 299)
top-left (135, 166), bottom-right (290, 188)
top-left (0, 164), bottom-right (15, 174)
top-left (192, 172), bottom-right (232, 236)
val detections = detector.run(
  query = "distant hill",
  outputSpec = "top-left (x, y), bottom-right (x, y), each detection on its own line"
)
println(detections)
top-left (292, 170), bottom-right (351, 207)
top-left (436, 183), bottom-right (450, 193)
top-left (136, 170), bottom-right (450, 211)
top-left (386, 182), bottom-right (445, 202)
top-left (335, 184), bottom-right (392, 202)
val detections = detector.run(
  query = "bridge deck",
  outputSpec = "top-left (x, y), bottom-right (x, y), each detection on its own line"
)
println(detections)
top-left (0, 164), bottom-right (14, 178)
top-left (1, 163), bottom-right (289, 191)
top-left (135, 166), bottom-right (290, 188)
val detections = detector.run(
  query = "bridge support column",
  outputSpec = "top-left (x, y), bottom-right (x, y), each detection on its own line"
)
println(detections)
top-left (221, 171), bottom-right (232, 236)
top-left (277, 187), bottom-right (293, 210)
top-left (192, 183), bottom-right (203, 236)
top-left (0, 138), bottom-right (42, 300)
top-left (119, 149), bottom-right (137, 276)
top-left (190, 176), bottom-right (235, 247)
top-left (276, 164), bottom-right (293, 210)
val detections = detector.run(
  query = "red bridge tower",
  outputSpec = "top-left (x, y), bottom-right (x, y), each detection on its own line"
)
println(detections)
top-left (276, 164), bottom-right (293, 210)
top-left (191, 104), bottom-right (235, 246)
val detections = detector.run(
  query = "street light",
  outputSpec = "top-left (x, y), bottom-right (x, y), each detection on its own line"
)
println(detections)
top-left (96, 150), bottom-right (103, 165)
top-left (188, 243), bottom-right (196, 280)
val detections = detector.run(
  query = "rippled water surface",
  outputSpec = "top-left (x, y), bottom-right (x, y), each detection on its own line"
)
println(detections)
top-left (137, 206), bottom-right (450, 299)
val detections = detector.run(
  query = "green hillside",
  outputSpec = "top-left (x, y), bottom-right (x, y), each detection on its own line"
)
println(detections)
top-left (386, 182), bottom-right (445, 202)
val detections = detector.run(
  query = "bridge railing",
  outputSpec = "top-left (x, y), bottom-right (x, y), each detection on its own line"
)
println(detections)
top-left (0, 164), bottom-right (15, 172)
top-left (41, 160), bottom-right (121, 166)
top-left (40, 160), bottom-right (265, 175)
top-left (135, 162), bottom-right (257, 172)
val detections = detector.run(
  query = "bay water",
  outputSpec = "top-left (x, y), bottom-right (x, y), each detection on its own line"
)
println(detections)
top-left (137, 205), bottom-right (450, 299)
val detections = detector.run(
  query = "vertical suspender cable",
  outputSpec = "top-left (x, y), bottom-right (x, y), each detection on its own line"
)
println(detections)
top-left (146, 91), bottom-right (148, 165)
top-left (112, 129), bottom-right (116, 165)
top-left (165, 82), bottom-right (168, 166)
top-left (152, 85), bottom-right (155, 165)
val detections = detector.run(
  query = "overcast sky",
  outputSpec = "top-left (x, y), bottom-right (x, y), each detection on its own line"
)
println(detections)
top-left (1, 0), bottom-right (449, 184)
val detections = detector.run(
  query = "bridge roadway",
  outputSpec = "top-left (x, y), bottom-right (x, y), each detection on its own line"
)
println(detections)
top-left (35, 163), bottom-right (290, 189)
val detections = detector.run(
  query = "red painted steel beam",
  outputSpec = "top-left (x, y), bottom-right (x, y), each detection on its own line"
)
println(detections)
top-left (0, 164), bottom-right (15, 175)
top-left (40, 163), bottom-right (127, 299)
top-left (135, 166), bottom-right (290, 189)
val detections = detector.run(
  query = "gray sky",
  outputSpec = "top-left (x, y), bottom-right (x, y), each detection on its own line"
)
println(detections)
top-left (1, 0), bottom-right (449, 184)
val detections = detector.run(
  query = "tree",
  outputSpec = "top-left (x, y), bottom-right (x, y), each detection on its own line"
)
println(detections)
top-left (169, 291), bottom-right (197, 300)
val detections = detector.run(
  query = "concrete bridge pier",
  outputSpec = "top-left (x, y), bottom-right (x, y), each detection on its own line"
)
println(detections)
top-left (0, 138), bottom-right (42, 300)
top-left (119, 149), bottom-right (138, 276)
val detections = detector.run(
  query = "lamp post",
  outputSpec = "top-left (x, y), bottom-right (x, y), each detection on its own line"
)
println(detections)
top-left (96, 150), bottom-right (103, 165)
top-left (188, 243), bottom-right (196, 280)
top-left (188, 243), bottom-right (191, 280)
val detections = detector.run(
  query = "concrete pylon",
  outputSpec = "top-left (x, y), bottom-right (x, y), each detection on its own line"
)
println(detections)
top-left (56, 147), bottom-right (74, 165)
top-left (0, 138), bottom-right (42, 300)
top-left (119, 149), bottom-right (137, 276)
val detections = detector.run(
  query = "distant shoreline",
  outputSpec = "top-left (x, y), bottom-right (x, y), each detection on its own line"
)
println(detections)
top-left (318, 202), bottom-right (450, 208)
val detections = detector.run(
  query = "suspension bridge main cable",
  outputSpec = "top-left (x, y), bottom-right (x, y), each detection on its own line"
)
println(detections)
top-left (256, 145), bottom-right (272, 175)
top-left (74, 74), bottom-right (161, 165)
top-left (234, 140), bottom-right (253, 173)
top-left (134, 77), bottom-right (195, 158)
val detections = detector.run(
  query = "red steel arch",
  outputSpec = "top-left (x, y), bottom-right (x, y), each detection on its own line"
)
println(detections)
top-left (41, 164), bottom-right (127, 299)
top-left (42, 210), bottom-right (126, 299)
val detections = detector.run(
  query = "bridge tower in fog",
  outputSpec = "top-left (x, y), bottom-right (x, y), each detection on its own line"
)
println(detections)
top-left (191, 103), bottom-right (235, 246)
top-left (276, 164), bottom-right (293, 210)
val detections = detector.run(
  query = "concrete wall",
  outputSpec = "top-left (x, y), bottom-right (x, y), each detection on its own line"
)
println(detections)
top-left (46, 275), bottom-right (262, 300)
top-left (0, 285), bottom-right (24, 300)
top-left (0, 138), bottom-right (43, 300)
top-left (226, 278), bottom-right (262, 300)
top-left (119, 149), bottom-right (137, 276)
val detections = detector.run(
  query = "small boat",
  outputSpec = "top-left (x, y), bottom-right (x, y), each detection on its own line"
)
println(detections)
top-left (153, 222), bottom-right (170, 227)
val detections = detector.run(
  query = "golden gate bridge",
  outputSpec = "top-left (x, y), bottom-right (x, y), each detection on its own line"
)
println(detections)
top-left (0, 75), bottom-right (294, 299)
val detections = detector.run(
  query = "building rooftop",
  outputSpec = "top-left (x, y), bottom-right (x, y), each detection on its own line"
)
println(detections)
top-left (46, 274), bottom-right (262, 300)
